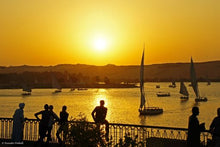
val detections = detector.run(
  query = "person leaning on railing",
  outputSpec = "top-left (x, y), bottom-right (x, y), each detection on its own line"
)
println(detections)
top-left (35, 104), bottom-right (53, 143)
top-left (56, 105), bottom-right (69, 144)
top-left (91, 100), bottom-right (109, 141)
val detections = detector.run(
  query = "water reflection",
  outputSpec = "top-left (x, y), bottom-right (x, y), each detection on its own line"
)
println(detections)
top-left (93, 89), bottom-right (111, 121)
top-left (139, 115), bottom-right (147, 125)
top-left (93, 89), bottom-right (109, 107)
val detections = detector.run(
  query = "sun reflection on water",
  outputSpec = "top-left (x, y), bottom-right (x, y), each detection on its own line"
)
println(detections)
top-left (93, 89), bottom-right (109, 107)
top-left (92, 89), bottom-right (111, 120)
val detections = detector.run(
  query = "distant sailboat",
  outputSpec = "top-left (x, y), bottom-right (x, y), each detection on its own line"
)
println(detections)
top-left (52, 75), bottom-right (62, 93)
top-left (207, 81), bottom-right (211, 86)
top-left (169, 81), bottom-right (176, 88)
top-left (22, 86), bottom-right (32, 96)
top-left (206, 77), bottom-right (211, 86)
top-left (190, 57), bottom-right (207, 102)
top-left (139, 48), bottom-right (163, 115)
top-left (179, 81), bottom-right (189, 100)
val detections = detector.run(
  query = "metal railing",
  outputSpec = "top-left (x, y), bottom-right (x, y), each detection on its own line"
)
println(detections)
top-left (0, 118), bottom-right (212, 146)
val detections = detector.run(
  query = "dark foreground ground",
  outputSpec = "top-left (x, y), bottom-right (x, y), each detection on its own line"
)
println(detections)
top-left (1, 138), bottom-right (210, 147)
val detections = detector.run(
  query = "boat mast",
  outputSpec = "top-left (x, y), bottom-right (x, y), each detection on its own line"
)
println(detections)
top-left (140, 47), bottom-right (148, 109)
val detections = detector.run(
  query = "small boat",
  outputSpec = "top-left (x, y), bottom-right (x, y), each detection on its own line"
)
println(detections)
top-left (52, 75), bottom-right (62, 93)
top-left (190, 57), bottom-right (207, 102)
top-left (77, 88), bottom-right (88, 90)
top-left (138, 48), bottom-right (163, 115)
top-left (179, 81), bottom-right (189, 100)
top-left (22, 87), bottom-right (32, 96)
top-left (156, 92), bottom-right (170, 97)
top-left (70, 88), bottom-right (75, 91)
top-left (169, 81), bottom-right (176, 88)
top-left (207, 81), bottom-right (211, 85)
top-left (54, 88), bottom-right (62, 93)
top-left (156, 85), bottom-right (160, 88)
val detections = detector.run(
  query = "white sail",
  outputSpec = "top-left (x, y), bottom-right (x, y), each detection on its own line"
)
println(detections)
top-left (190, 57), bottom-right (200, 98)
top-left (138, 46), bottom-right (163, 115)
top-left (140, 50), bottom-right (146, 109)
top-left (179, 81), bottom-right (189, 96)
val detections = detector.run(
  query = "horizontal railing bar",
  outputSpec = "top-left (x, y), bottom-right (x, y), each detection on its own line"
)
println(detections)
top-left (0, 117), bottom-right (210, 132)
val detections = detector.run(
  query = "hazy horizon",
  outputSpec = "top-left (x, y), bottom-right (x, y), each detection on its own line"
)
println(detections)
top-left (1, 59), bottom-right (220, 67)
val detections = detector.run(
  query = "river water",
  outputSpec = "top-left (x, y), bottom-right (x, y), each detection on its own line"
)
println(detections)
top-left (0, 82), bottom-right (219, 129)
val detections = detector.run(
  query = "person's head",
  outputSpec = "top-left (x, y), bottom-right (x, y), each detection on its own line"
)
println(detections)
top-left (49, 105), bottom-right (53, 111)
top-left (100, 100), bottom-right (105, 106)
top-left (44, 104), bottom-right (49, 110)
top-left (192, 106), bottom-right (199, 116)
top-left (217, 108), bottom-right (220, 117)
top-left (19, 103), bottom-right (25, 109)
top-left (62, 105), bottom-right (67, 111)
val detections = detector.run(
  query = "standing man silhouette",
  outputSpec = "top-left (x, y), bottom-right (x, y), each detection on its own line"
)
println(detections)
top-left (35, 104), bottom-right (51, 143)
top-left (210, 108), bottom-right (220, 147)
top-left (47, 105), bottom-right (59, 143)
top-left (187, 106), bottom-right (205, 147)
top-left (91, 100), bottom-right (109, 140)
top-left (56, 105), bottom-right (69, 144)
top-left (12, 103), bottom-right (25, 142)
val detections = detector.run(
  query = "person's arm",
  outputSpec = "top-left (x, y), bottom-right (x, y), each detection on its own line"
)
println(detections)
top-left (103, 108), bottom-right (107, 119)
top-left (34, 111), bottom-right (42, 121)
top-left (209, 118), bottom-right (216, 133)
top-left (91, 107), bottom-right (97, 122)
top-left (52, 112), bottom-right (59, 121)
top-left (66, 113), bottom-right (69, 121)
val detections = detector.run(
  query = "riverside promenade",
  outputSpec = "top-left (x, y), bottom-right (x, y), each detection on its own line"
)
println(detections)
top-left (0, 117), bottom-right (212, 146)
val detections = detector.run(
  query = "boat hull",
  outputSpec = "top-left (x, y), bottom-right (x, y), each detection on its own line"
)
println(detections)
top-left (157, 92), bottom-right (170, 97)
top-left (180, 96), bottom-right (189, 100)
top-left (22, 92), bottom-right (31, 96)
top-left (139, 107), bottom-right (163, 115)
top-left (53, 89), bottom-right (62, 93)
top-left (195, 97), bottom-right (208, 102)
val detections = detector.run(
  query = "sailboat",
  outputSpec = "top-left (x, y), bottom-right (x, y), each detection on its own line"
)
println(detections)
top-left (169, 81), bottom-right (176, 88)
top-left (179, 81), bottom-right (189, 100)
top-left (22, 87), bottom-right (32, 96)
top-left (138, 49), bottom-right (163, 115)
top-left (21, 82), bottom-right (32, 96)
top-left (190, 57), bottom-right (207, 102)
top-left (52, 75), bottom-right (62, 93)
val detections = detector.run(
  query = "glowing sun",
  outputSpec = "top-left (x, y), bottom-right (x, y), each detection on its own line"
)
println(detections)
top-left (93, 37), bottom-right (107, 51)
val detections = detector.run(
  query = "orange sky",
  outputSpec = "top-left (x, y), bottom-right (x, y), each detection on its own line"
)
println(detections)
top-left (0, 0), bottom-right (219, 66)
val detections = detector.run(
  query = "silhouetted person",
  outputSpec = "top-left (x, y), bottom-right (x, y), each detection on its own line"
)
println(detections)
top-left (47, 105), bottom-right (59, 143)
top-left (56, 105), bottom-right (69, 144)
top-left (35, 104), bottom-right (51, 143)
top-left (91, 100), bottom-right (109, 140)
top-left (187, 107), bottom-right (205, 147)
top-left (12, 103), bottom-right (25, 142)
top-left (210, 108), bottom-right (220, 147)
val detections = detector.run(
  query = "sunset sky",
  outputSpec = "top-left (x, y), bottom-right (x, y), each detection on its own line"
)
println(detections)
top-left (0, 0), bottom-right (219, 66)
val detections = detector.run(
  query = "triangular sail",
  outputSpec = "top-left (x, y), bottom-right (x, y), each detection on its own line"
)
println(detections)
top-left (179, 81), bottom-right (189, 96)
top-left (140, 50), bottom-right (146, 109)
top-left (190, 57), bottom-right (200, 98)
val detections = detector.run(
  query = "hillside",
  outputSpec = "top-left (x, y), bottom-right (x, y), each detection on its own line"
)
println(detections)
top-left (0, 61), bottom-right (220, 88)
